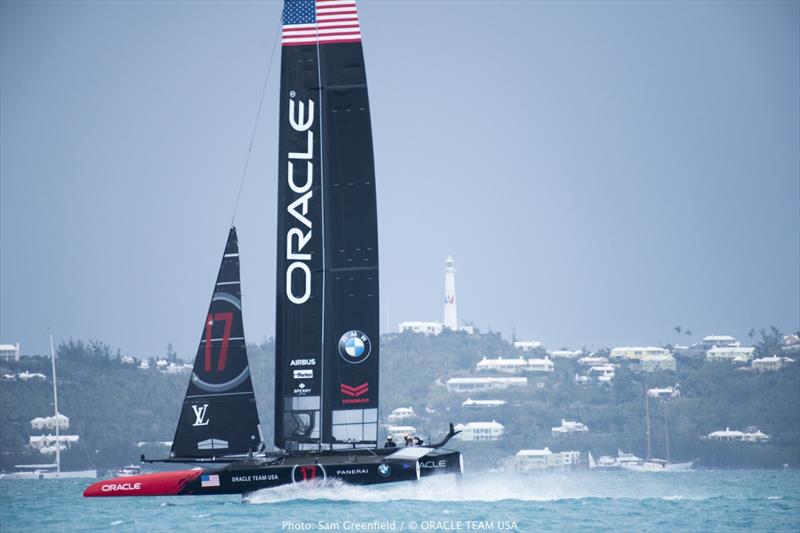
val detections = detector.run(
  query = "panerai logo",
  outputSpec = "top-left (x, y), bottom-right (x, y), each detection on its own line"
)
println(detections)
top-left (285, 91), bottom-right (316, 305)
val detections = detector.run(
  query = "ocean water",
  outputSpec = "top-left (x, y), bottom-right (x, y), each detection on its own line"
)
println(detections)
top-left (1, 470), bottom-right (798, 532)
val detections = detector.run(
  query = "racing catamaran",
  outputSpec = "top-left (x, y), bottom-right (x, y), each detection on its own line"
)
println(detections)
top-left (84, 0), bottom-right (462, 497)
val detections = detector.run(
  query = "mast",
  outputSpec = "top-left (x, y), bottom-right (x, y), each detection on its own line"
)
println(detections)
top-left (664, 400), bottom-right (671, 463)
top-left (49, 333), bottom-right (60, 474)
top-left (275, 0), bottom-right (380, 452)
top-left (645, 388), bottom-right (651, 460)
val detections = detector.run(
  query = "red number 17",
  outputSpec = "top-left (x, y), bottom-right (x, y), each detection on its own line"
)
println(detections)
top-left (204, 312), bottom-right (233, 372)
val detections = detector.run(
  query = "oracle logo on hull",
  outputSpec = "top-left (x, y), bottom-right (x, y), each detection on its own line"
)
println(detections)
top-left (101, 482), bottom-right (142, 492)
top-left (285, 92), bottom-right (315, 305)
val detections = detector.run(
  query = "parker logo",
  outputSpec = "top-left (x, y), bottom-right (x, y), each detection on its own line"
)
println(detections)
top-left (293, 369), bottom-right (313, 379)
top-left (340, 382), bottom-right (369, 404)
top-left (101, 482), bottom-right (142, 492)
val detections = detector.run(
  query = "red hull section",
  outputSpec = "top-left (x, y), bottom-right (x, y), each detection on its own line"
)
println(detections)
top-left (83, 470), bottom-right (201, 497)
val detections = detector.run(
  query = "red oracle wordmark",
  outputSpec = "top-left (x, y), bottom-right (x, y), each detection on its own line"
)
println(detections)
top-left (204, 312), bottom-right (234, 372)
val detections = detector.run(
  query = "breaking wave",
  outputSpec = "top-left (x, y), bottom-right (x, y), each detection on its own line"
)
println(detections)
top-left (242, 472), bottom-right (729, 505)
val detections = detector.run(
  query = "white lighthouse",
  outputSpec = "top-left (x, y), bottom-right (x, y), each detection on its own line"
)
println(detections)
top-left (443, 256), bottom-right (458, 331)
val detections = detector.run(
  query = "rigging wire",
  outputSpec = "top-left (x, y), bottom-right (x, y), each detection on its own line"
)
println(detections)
top-left (230, 17), bottom-right (283, 227)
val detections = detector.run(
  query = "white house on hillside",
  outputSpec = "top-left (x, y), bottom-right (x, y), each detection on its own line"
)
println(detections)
top-left (647, 386), bottom-right (680, 400)
top-left (527, 357), bottom-right (554, 373)
top-left (640, 354), bottom-right (677, 372)
top-left (514, 341), bottom-right (542, 351)
top-left (30, 413), bottom-right (69, 430)
top-left (552, 419), bottom-right (589, 435)
top-left (707, 346), bottom-right (755, 362)
top-left (610, 346), bottom-right (671, 360)
top-left (455, 421), bottom-right (505, 441)
top-left (398, 321), bottom-right (443, 336)
top-left (388, 407), bottom-right (415, 421)
top-left (476, 357), bottom-right (528, 373)
top-left (752, 356), bottom-right (792, 371)
top-left (515, 448), bottom-right (581, 471)
top-left (462, 398), bottom-right (506, 408)
top-left (548, 350), bottom-right (581, 358)
top-left (0, 343), bottom-right (21, 361)
top-left (446, 377), bottom-right (527, 393)
top-left (701, 335), bottom-right (739, 349)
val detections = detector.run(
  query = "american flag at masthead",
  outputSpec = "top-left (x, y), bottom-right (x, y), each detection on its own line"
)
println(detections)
top-left (282, 0), bottom-right (361, 47)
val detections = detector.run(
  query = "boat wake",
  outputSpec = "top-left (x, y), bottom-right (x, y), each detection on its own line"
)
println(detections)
top-left (242, 472), bottom-right (716, 504)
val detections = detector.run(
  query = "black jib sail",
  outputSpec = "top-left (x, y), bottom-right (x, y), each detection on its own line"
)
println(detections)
top-left (171, 227), bottom-right (262, 459)
top-left (275, 0), bottom-right (379, 451)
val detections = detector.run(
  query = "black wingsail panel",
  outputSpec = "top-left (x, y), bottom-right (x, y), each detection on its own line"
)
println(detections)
top-left (275, 0), bottom-right (379, 451)
top-left (171, 227), bottom-right (261, 459)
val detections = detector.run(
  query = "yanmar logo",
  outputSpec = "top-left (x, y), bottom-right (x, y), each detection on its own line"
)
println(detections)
top-left (340, 382), bottom-right (369, 405)
top-left (101, 482), bottom-right (142, 492)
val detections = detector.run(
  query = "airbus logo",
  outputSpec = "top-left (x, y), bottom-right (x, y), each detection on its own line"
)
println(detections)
top-left (290, 358), bottom-right (316, 367)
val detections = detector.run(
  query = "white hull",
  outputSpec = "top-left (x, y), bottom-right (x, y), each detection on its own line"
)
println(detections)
top-left (0, 469), bottom-right (97, 480)
top-left (621, 461), bottom-right (693, 472)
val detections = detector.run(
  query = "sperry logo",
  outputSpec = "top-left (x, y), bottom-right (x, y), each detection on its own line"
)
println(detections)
top-left (192, 404), bottom-right (210, 426)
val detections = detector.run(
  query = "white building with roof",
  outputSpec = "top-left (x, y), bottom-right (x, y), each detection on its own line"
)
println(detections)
top-left (514, 341), bottom-right (542, 351)
top-left (579, 356), bottom-right (609, 366)
top-left (120, 355), bottom-right (135, 364)
top-left (647, 386), bottom-right (680, 400)
top-left (548, 350), bottom-right (581, 358)
top-left (0, 343), bottom-right (20, 361)
top-left (588, 364), bottom-right (615, 381)
top-left (706, 427), bottom-right (770, 442)
top-left (752, 356), bottom-right (792, 371)
top-left (527, 357), bottom-right (554, 373)
top-left (455, 421), bottom-right (505, 441)
top-left (476, 356), bottom-right (528, 373)
top-left (462, 398), bottom-right (506, 408)
top-left (514, 448), bottom-right (581, 471)
top-left (552, 419), bottom-right (589, 435)
top-left (399, 321), bottom-right (444, 336)
top-left (29, 434), bottom-right (80, 453)
top-left (446, 376), bottom-right (527, 393)
top-left (388, 407), bottom-right (415, 421)
top-left (706, 346), bottom-right (755, 362)
top-left (30, 413), bottom-right (69, 430)
top-left (640, 354), bottom-right (677, 372)
top-left (701, 335), bottom-right (739, 349)
top-left (610, 346), bottom-right (671, 360)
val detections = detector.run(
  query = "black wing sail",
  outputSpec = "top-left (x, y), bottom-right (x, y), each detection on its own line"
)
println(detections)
top-left (171, 227), bottom-right (261, 459)
top-left (275, 0), bottom-right (379, 451)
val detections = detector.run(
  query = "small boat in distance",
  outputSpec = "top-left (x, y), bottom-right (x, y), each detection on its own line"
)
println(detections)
top-left (621, 391), bottom-right (693, 472)
top-left (113, 465), bottom-right (143, 477)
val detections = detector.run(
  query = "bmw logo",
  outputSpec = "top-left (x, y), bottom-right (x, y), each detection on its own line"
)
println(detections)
top-left (378, 463), bottom-right (391, 477)
top-left (338, 330), bottom-right (372, 364)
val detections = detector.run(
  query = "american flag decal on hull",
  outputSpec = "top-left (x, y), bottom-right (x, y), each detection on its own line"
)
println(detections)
top-left (282, 0), bottom-right (361, 46)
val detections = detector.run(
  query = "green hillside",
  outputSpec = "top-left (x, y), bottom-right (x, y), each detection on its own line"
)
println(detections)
top-left (1, 333), bottom-right (797, 471)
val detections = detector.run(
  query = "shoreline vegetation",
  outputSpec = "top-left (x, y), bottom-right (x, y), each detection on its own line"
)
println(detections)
top-left (1, 330), bottom-right (798, 471)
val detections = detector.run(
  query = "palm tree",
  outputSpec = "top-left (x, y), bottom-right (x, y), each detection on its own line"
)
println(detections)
top-left (674, 326), bottom-right (682, 346)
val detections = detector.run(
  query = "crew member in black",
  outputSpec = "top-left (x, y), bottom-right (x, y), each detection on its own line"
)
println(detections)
top-left (384, 435), bottom-right (396, 448)
top-left (404, 434), bottom-right (413, 447)
top-left (413, 436), bottom-right (425, 447)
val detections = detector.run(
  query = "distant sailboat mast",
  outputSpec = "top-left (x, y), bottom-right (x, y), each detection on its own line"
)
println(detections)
top-left (49, 333), bottom-right (60, 475)
top-left (645, 388), bottom-right (651, 461)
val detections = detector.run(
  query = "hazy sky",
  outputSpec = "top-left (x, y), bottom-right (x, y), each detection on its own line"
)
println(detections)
top-left (1, 0), bottom-right (798, 358)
